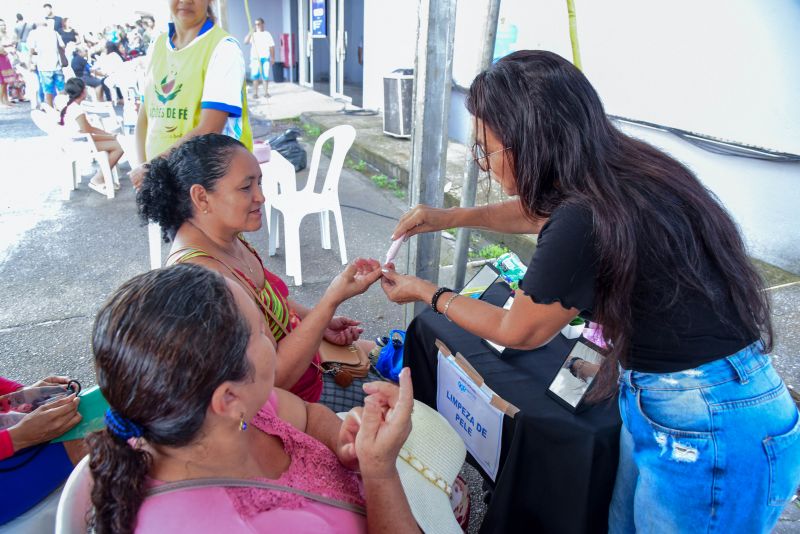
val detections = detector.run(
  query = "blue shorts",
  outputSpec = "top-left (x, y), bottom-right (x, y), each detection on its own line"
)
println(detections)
top-left (38, 70), bottom-right (65, 96)
top-left (0, 442), bottom-right (74, 525)
top-left (250, 56), bottom-right (271, 81)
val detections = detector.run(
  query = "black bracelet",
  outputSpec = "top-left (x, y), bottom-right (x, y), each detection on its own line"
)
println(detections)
top-left (431, 287), bottom-right (452, 314)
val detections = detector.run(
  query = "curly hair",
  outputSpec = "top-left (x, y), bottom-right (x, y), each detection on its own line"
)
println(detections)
top-left (136, 133), bottom-right (245, 242)
top-left (87, 264), bottom-right (252, 533)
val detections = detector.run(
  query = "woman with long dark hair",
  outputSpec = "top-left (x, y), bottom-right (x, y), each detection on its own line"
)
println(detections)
top-left (381, 50), bottom-right (800, 532)
top-left (88, 264), bottom-right (419, 534)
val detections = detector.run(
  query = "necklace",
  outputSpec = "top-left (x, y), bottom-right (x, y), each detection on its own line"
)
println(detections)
top-left (233, 242), bottom-right (255, 276)
top-left (188, 221), bottom-right (255, 276)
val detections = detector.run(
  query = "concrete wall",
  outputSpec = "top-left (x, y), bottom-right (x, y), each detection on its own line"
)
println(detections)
top-left (617, 124), bottom-right (800, 274)
top-left (442, 0), bottom-right (800, 272)
top-left (361, 1), bottom-right (417, 110)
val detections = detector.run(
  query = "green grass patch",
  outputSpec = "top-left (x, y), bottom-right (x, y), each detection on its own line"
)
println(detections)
top-left (370, 174), bottom-right (406, 199)
top-left (475, 244), bottom-right (510, 260)
top-left (302, 123), bottom-right (321, 138)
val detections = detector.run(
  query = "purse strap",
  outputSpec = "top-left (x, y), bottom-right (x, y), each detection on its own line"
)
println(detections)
top-left (168, 244), bottom-right (291, 338)
top-left (145, 477), bottom-right (366, 515)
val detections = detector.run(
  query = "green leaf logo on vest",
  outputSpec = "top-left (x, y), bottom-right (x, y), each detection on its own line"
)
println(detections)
top-left (155, 72), bottom-right (183, 104)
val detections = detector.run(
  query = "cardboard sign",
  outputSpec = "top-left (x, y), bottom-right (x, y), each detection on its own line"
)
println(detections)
top-left (437, 351), bottom-right (504, 481)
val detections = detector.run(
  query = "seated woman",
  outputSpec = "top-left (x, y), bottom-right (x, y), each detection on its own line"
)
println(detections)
top-left (88, 264), bottom-right (419, 534)
top-left (0, 375), bottom-right (86, 526)
top-left (70, 46), bottom-right (106, 101)
top-left (59, 77), bottom-right (124, 194)
top-left (137, 133), bottom-right (381, 412)
top-left (92, 41), bottom-right (124, 104)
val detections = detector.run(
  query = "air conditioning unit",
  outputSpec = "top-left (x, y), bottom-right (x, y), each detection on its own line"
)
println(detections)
top-left (383, 69), bottom-right (414, 138)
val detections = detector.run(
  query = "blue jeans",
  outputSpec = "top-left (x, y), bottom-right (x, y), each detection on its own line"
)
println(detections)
top-left (609, 343), bottom-right (800, 533)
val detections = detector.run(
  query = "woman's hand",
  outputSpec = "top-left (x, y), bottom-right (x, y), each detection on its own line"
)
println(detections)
top-left (380, 264), bottom-right (436, 305)
top-left (336, 406), bottom-right (363, 471)
top-left (324, 258), bottom-right (383, 305)
top-left (355, 368), bottom-right (414, 479)
top-left (324, 316), bottom-right (364, 346)
top-left (29, 375), bottom-right (70, 388)
top-left (8, 394), bottom-right (82, 452)
top-left (391, 204), bottom-right (454, 241)
top-left (130, 163), bottom-right (147, 190)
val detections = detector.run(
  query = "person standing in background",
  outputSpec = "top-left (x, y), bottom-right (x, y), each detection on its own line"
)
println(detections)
top-left (42, 3), bottom-right (62, 34)
top-left (129, 0), bottom-right (252, 189)
top-left (14, 14), bottom-right (32, 55)
top-left (244, 17), bottom-right (274, 99)
top-left (26, 18), bottom-right (64, 107)
top-left (0, 19), bottom-right (19, 108)
top-left (57, 17), bottom-right (78, 46)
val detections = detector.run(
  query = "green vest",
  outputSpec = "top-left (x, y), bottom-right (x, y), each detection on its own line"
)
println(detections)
top-left (144, 25), bottom-right (253, 159)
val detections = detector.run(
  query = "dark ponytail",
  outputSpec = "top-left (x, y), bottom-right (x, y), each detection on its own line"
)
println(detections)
top-left (136, 133), bottom-right (244, 242)
top-left (88, 264), bottom-right (252, 533)
top-left (60, 77), bottom-right (85, 126)
top-left (86, 432), bottom-right (151, 534)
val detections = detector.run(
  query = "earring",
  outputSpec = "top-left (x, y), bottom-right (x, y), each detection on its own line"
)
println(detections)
top-left (203, 209), bottom-right (208, 214)
top-left (239, 413), bottom-right (248, 432)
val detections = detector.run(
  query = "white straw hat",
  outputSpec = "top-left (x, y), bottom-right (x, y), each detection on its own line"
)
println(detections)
top-left (396, 400), bottom-right (466, 534)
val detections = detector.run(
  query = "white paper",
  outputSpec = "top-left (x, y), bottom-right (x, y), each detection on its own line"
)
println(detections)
top-left (437, 352), bottom-right (504, 481)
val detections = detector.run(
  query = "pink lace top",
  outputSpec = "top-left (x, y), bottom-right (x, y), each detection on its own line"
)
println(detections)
top-left (136, 392), bottom-right (366, 533)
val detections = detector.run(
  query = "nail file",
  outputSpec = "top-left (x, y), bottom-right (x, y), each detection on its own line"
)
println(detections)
top-left (385, 235), bottom-right (406, 265)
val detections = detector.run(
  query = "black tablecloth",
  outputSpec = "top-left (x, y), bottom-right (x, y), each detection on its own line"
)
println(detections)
top-left (404, 283), bottom-right (621, 534)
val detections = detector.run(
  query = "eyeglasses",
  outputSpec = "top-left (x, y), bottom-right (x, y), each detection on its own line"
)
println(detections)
top-left (471, 144), bottom-right (510, 172)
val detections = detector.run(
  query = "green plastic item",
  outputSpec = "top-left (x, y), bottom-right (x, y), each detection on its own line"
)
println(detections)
top-left (53, 385), bottom-right (109, 443)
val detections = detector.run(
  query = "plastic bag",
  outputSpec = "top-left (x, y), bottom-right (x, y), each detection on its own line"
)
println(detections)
top-left (266, 128), bottom-right (307, 171)
top-left (375, 329), bottom-right (406, 382)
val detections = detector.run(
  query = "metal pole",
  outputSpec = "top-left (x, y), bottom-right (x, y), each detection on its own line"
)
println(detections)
top-left (452, 0), bottom-right (502, 289)
top-left (403, 0), bottom-right (458, 323)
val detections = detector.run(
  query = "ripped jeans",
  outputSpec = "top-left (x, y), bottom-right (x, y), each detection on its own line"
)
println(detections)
top-left (609, 343), bottom-right (800, 533)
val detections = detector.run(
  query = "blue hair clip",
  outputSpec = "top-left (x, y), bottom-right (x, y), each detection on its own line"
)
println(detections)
top-left (104, 408), bottom-right (144, 440)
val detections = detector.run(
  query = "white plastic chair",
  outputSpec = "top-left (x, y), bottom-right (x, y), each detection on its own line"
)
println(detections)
top-left (55, 455), bottom-right (92, 534)
top-left (80, 100), bottom-right (123, 135)
top-left (30, 109), bottom-right (117, 200)
top-left (262, 125), bottom-right (356, 285)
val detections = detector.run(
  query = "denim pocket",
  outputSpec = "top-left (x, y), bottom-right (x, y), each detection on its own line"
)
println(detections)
top-left (764, 411), bottom-right (800, 506)
top-left (636, 388), bottom-right (712, 438)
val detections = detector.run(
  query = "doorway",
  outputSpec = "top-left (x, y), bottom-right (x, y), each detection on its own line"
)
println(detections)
top-left (337, 0), bottom-right (364, 107)
top-left (297, 0), bottom-right (362, 105)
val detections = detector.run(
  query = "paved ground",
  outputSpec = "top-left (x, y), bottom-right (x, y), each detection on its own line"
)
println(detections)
top-left (1, 90), bottom-right (798, 531)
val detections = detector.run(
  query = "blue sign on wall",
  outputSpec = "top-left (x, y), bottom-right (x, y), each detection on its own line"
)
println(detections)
top-left (311, 0), bottom-right (326, 38)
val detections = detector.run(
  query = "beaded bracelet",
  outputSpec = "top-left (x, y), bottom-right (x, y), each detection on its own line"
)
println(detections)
top-left (431, 287), bottom-right (452, 314)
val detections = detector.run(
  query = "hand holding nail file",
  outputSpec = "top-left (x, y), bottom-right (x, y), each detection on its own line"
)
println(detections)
top-left (385, 234), bottom-right (406, 265)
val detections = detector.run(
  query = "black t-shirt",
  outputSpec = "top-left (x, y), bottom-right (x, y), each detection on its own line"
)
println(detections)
top-left (59, 29), bottom-right (77, 45)
top-left (71, 54), bottom-right (89, 76)
top-left (519, 202), bottom-right (755, 373)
